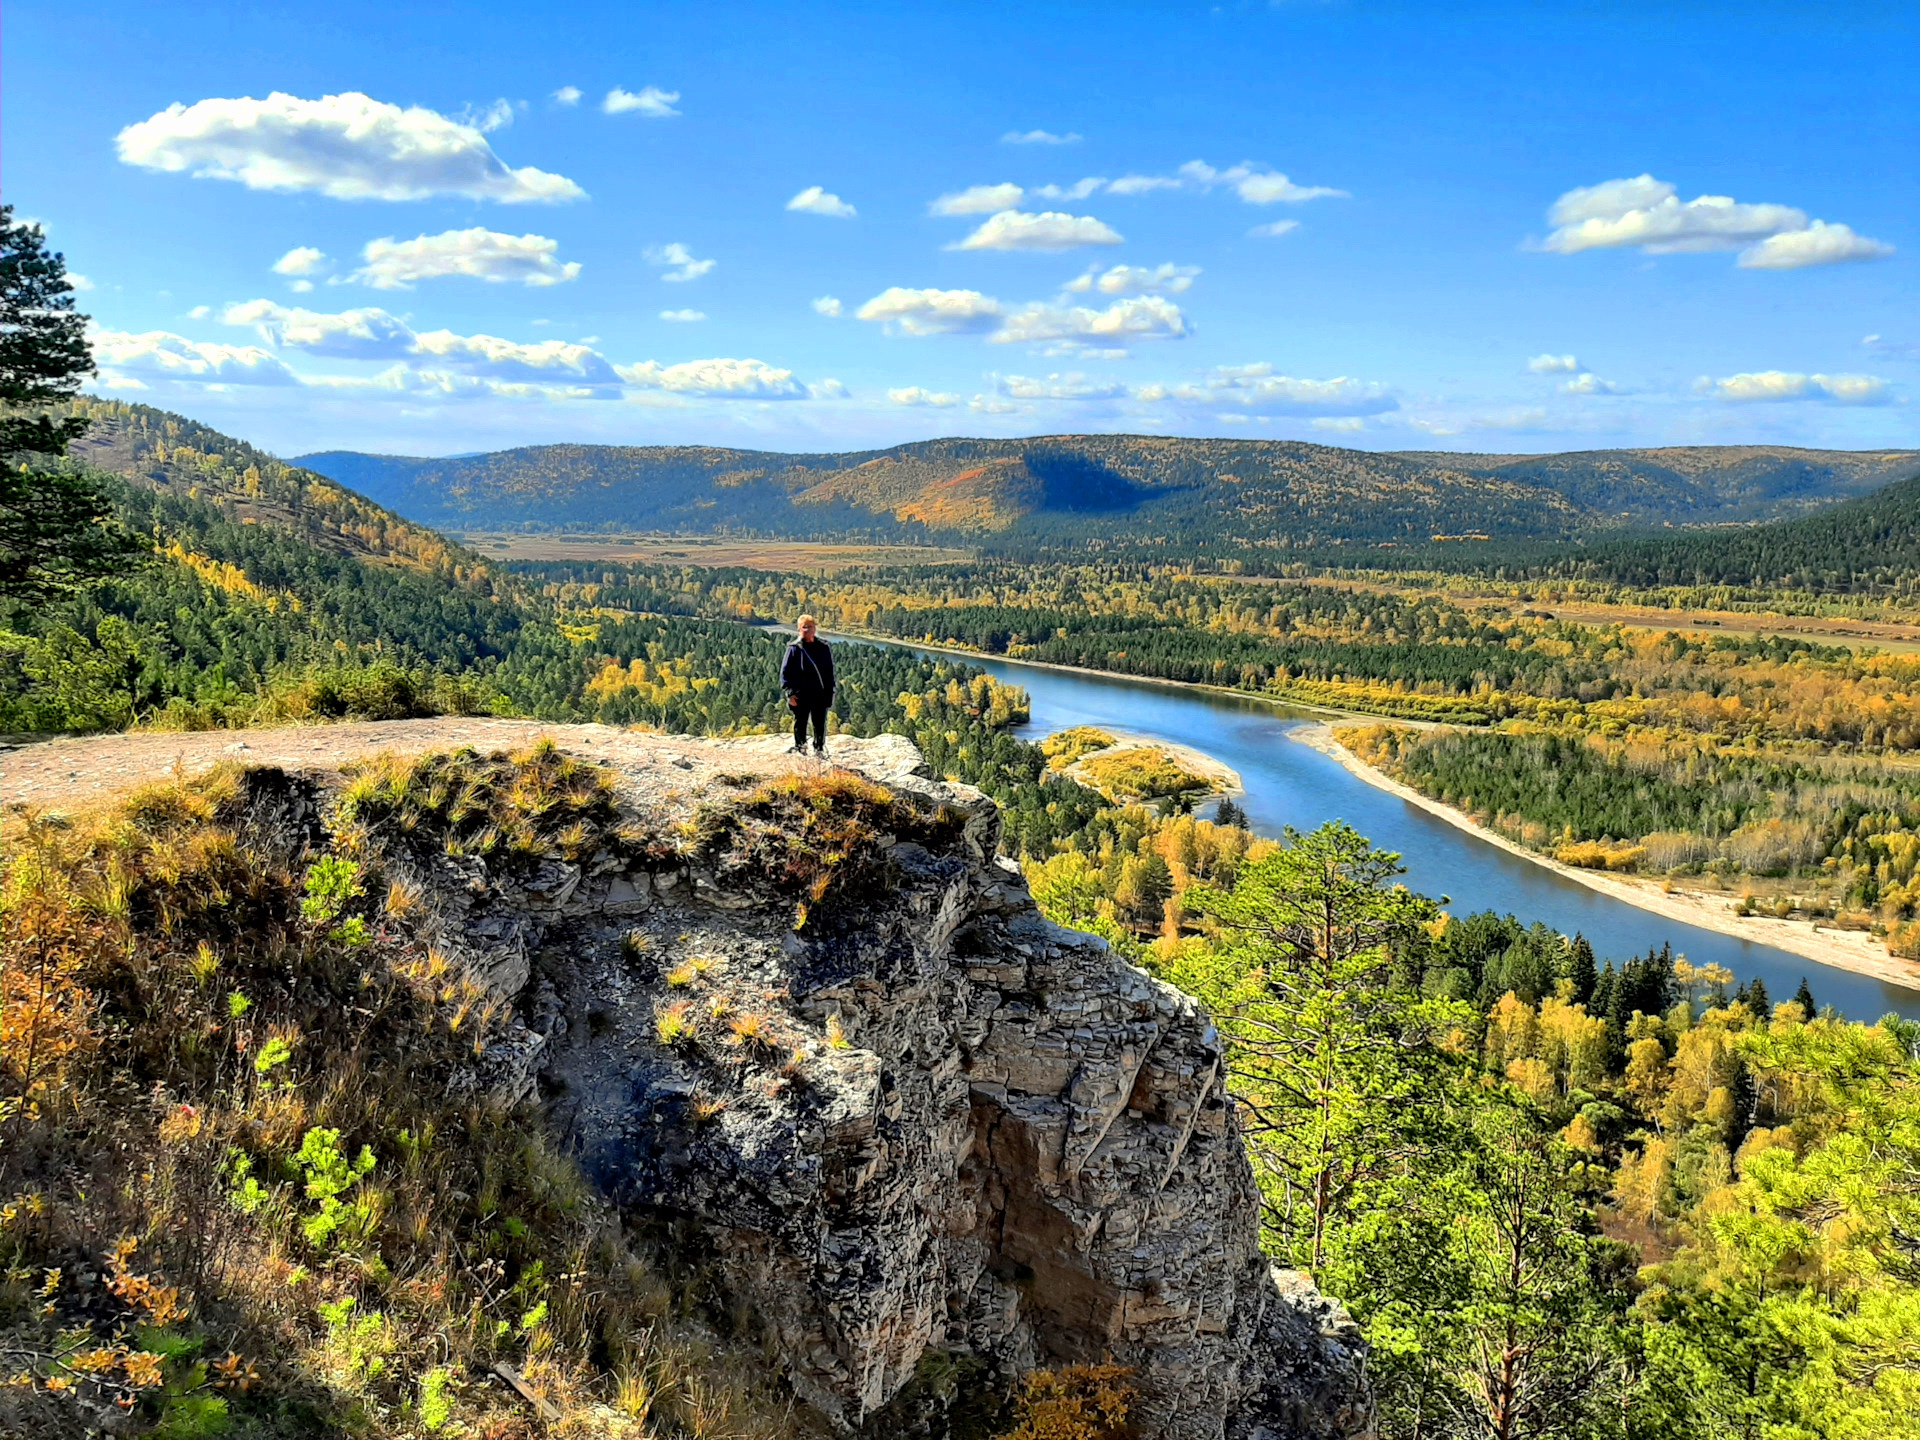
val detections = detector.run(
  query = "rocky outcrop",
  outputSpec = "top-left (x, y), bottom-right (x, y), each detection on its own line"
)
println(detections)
top-left (386, 733), bottom-right (1370, 1440)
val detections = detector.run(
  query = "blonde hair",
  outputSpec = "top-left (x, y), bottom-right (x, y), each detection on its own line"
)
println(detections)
top-left (797, 614), bottom-right (818, 629)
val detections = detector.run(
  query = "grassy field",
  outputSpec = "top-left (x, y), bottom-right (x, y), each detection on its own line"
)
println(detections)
top-left (458, 532), bottom-right (976, 571)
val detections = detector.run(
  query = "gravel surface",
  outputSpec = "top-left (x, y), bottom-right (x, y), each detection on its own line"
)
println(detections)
top-left (0, 720), bottom-right (863, 822)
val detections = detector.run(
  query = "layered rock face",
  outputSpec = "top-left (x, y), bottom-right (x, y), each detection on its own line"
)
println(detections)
top-left (393, 733), bottom-right (1368, 1440)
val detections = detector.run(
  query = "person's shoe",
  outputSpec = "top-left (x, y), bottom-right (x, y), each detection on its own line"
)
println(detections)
top-left (788, 742), bottom-right (807, 754)
top-left (812, 743), bottom-right (828, 757)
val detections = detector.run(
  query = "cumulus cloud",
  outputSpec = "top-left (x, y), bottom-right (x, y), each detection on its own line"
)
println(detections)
top-left (1527, 353), bottom-right (1580, 373)
top-left (68, 274), bottom-right (96, 292)
top-left (888, 387), bottom-right (959, 407)
top-left (952, 210), bottom-right (1123, 252)
top-left (647, 242), bottom-right (715, 283)
top-left (856, 287), bottom-right (1004, 335)
top-left (812, 296), bottom-right (843, 317)
top-left (412, 330), bottom-right (622, 387)
top-left (994, 371), bottom-right (1130, 401)
top-left (1003, 129), bottom-right (1080, 145)
top-left (222, 299), bottom-right (417, 360)
top-left (115, 91), bottom-right (584, 203)
top-left (1312, 417), bottom-right (1365, 433)
top-left (1739, 220), bottom-right (1895, 270)
top-left (659, 309), bottom-right (706, 323)
top-left (187, 305), bottom-right (211, 320)
top-left (1156, 363), bottom-right (1396, 416)
top-left (603, 86), bottom-right (680, 117)
top-left (92, 328), bottom-right (301, 386)
top-left (351, 228), bottom-right (580, 289)
top-left (1032, 177), bottom-right (1107, 202)
top-left (1100, 161), bottom-right (1346, 208)
top-left (1561, 372), bottom-right (1622, 395)
top-left (1541, 174), bottom-right (1892, 269)
top-left (272, 246), bottom-right (327, 276)
top-left (787, 185), bottom-right (856, 218)
top-left (930, 183), bottom-right (1025, 216)
top-left (1177, 160), bottom-right (1348, 204)
top-left (1064, 262), bottom-right (1198, 296)
top-left (1247, 220), bottom-right (1299, 239)
top-left (457, 99), bottom-right (515, 133)
top-left (616, 357), bottom-right (807, 399)
top-left (552, 86), bottom-right (582, 106)
top-left (993, 295), bottom-right (1187, 345)
top-left (810, 378), bottom-right (849, 399)
top-left (1707, 370), bottom-right (1892, 405)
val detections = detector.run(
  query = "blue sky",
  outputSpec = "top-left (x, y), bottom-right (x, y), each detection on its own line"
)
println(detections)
top-left (8, 0), bottom-right (1917, 458)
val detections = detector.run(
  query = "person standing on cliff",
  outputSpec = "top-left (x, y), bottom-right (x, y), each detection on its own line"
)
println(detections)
top-left (781, 615), bottom-right (835, 756)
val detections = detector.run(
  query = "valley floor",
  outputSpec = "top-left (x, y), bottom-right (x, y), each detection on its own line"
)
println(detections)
top-left (1292, 722), bottom-right (1920, 989)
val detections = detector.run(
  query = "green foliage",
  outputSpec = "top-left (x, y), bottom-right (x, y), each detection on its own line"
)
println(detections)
top-left (1169, 822), bottom-right (1461, 1270)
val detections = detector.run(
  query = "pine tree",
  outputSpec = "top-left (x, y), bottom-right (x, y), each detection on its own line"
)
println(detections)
top-left (0, 206), bottom-right (144, 600)
top-left (1568, 934), bottom-right (1597, 1006)
top-left (1793, 977), bottom-right (1817, 1018)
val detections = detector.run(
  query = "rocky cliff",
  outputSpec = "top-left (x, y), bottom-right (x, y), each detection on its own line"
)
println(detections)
top-left (358, 730), bottom-right (1369, 1440)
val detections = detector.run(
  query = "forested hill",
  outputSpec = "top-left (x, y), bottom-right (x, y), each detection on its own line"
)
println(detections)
top-left (295, 434), bottom-right (1917, 551)
top-left (1522, 466), bottom-right (1920, 593)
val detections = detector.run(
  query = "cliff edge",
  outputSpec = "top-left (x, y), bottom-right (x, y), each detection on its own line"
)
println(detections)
top-left (368, 729), bottom-right (1370, 1440)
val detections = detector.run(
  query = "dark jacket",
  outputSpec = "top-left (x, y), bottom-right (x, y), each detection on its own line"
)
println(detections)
top-left (781, 637), bottom-right (835, 701)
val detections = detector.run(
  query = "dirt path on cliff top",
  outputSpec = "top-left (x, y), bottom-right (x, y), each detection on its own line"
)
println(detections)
top-left (0, 719), bottom-right (846, 818)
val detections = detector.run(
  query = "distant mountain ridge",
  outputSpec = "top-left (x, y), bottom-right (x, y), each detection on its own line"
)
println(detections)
top-left (296, 435), bottom-right (1919, 554)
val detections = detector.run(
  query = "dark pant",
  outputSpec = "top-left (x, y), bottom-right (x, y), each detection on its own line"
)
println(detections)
top-left (792, 696), bottom-right (829, 750)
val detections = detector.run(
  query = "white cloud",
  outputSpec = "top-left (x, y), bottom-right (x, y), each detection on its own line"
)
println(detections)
top-left (289, 280), bottom-right (314, 293)
top-left (888, 386), bottom-right (959, 407)
top-left (1312, 417), bottom-right (1365, 433)
top-left (616, 357), bottom-right (807, 399)
top-left (221, 299), bottom-right (417, 359)
top-left (659, 308), bottom-right (706, 322)
top-left (812, 295), bottom-right (843, 317)
top-left (412, 330), bottom-right (622, 386)
top-left (1739, 220), bottom-right (1895, 270)
top-left (603, 86), bottom-right (680, 117)
top-left (1032, 177), bottom-right (1107, 202)
top-left (995, 371), bottom-right (1129, 401)
top-left (970, 395), bottom-right (1021, 414)
top-left (1003, 129), bottom-right (1080, 145)
top-left (787, 185), bottom-right (856, 218)
top-left (1106, 173), bottom-right (1186, 197)
top-left (457, 99), bottom-right (515, 133)
top-left (1561, 372), bottom-right (1622, 395)
top-left (810, 378), bottom-right (849, 399)
top-left (1541, 174), bottom-right (1891, 269)
top-left (68, 273), bottom-right (95, 292)
top-left (646, 242), bottom-right (715, 283)
top-left (930, 183), bottom-right (1025, 216)
top-left (187, 305), bottom-right (211, 320)
top-left (1158, 363), bottom-right (1396, 416)
top-left (552, 86), bottom-right (582, 106)
top-left (1708, 370), bottom-right (1892, 405)
top-left (1527, 353), bottom-right (1580, 373)
top-left (1248, 220), bottom-right (1300, 239)
top-left (272, 245), bottom-right (328, 276)
top-left (115, 91), bottom-right (584, 203)
top-left (92, 328), bottom-right (301, 385)
top-left (993, 294), bottom-right (1187, 345)
top-left (1064, 262), bottom-right (1198, 296)
top-left (952, 209), bottom-right (1123, 252)
top-left (1178, 160), bottom-right (1348, 204)
top-left (351, 228), bottom-right (580, 289)
top-left (856, 287), bottom-right (1004, 335)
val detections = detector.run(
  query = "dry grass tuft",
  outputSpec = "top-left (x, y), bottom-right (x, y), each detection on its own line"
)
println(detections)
top-left (0, 759), bottom-right (784, 1440)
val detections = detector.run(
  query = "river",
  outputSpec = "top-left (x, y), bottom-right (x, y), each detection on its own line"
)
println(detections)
top-left (859, 638), bottom-right (1920, 1021)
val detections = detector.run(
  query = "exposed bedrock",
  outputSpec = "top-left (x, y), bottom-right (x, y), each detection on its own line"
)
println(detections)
top-left (387, 733), bottom-right (1370, 1440)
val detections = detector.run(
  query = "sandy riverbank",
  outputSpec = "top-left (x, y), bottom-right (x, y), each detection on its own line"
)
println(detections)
top-left (1292, 722), bottom-right (1920, 990)
top-left (1070, 731), bottom-right (1244, 798)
